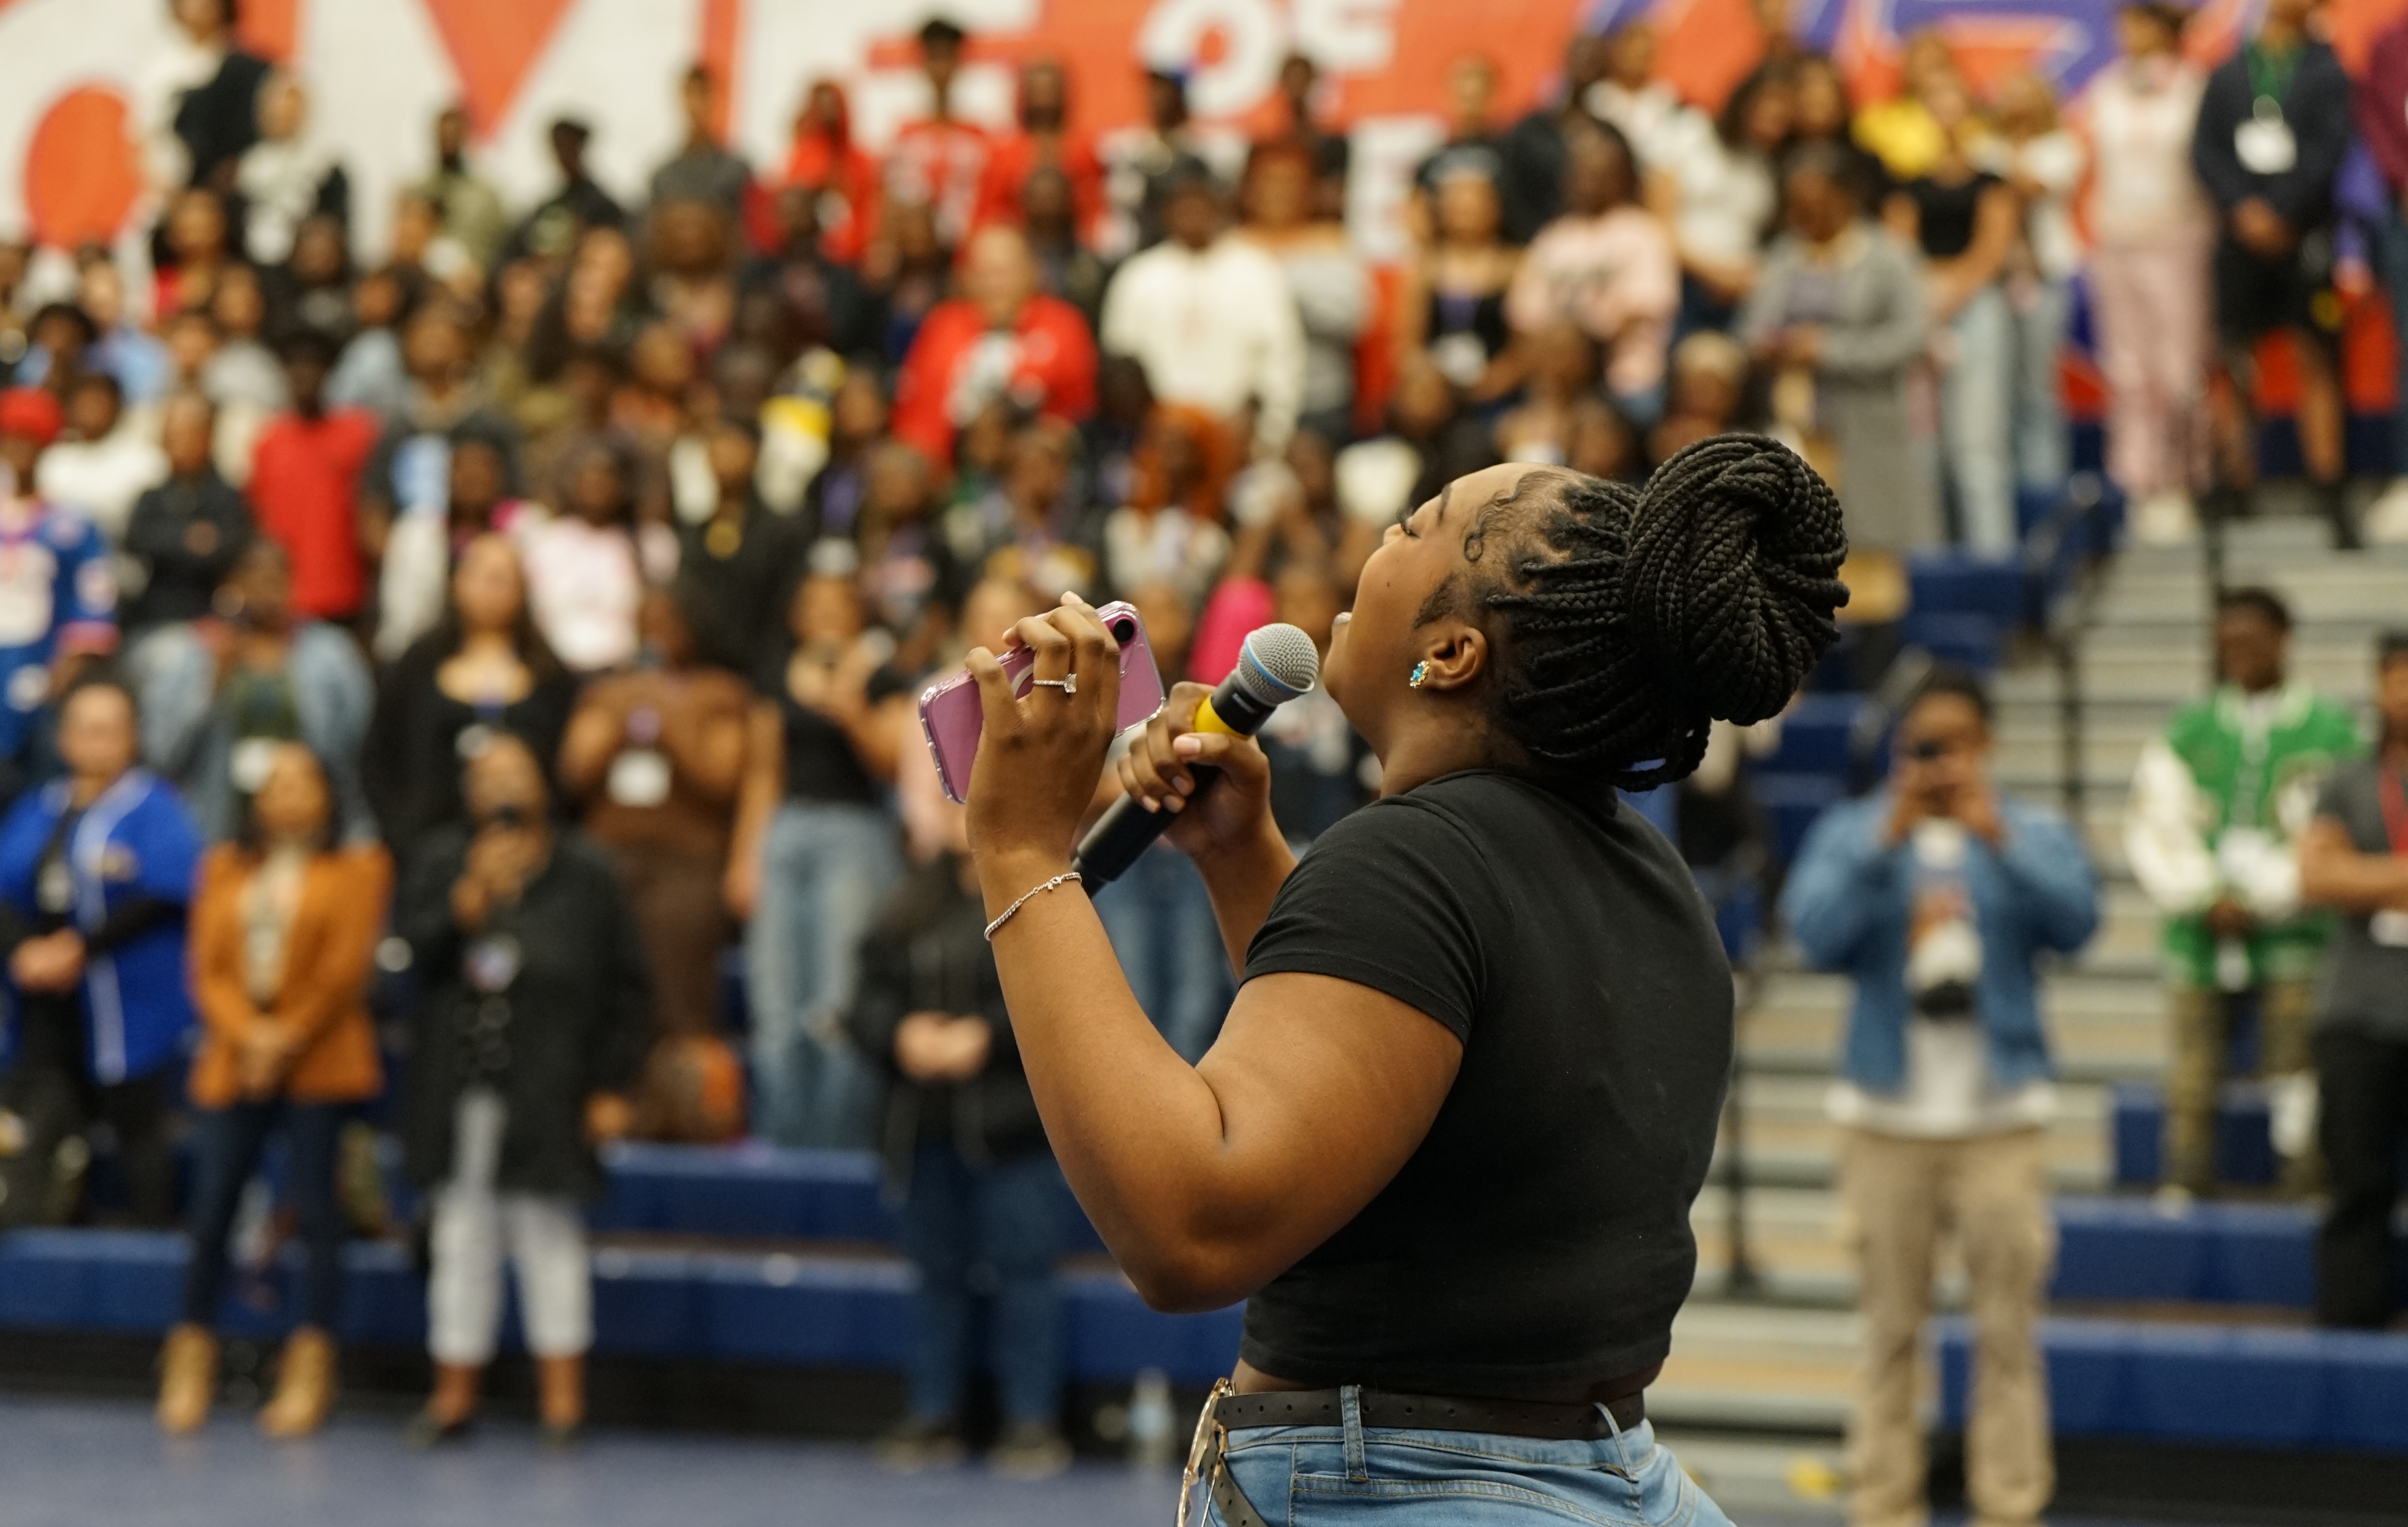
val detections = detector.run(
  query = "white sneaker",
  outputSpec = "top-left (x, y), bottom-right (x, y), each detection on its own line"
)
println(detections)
top-left (2361, 477), bottom-right (2408, 544)
top-left (2130, 490), bottom-right (2199, 546)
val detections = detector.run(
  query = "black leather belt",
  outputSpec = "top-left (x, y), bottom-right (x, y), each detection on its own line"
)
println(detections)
top-left (1179, 1381), bottom-right (1649, 1527)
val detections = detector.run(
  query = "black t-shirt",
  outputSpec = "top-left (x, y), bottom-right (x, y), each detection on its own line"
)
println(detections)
top-left (756, 646), bottom-right (909, 808)
top-left (1903, 172), bottom-right (1998, 260)
top-left (2312, 759), bottom-right (2408, 1040)
top-left (679, 501), bottom-right (809, 680)
top-left (1239, 769), bottom-right (1732, 1394)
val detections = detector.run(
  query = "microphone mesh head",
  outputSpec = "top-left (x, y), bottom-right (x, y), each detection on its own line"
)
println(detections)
top-left (1235, 623), bottom-right (1320, 705)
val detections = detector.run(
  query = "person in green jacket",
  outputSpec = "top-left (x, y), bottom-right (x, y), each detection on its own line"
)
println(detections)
top-left (2125, 587), bottom-right (2362, 1196)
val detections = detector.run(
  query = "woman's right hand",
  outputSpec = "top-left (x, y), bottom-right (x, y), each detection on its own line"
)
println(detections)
top-left (1116, 681), bottom-right (1276, 864)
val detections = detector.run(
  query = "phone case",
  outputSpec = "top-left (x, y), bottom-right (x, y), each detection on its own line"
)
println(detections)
top-left (918, 600), bottom-right (1166, 804)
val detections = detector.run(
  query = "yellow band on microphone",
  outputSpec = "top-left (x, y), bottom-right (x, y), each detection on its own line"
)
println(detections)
top-left (1193, 694), bottom-right (1240, 737)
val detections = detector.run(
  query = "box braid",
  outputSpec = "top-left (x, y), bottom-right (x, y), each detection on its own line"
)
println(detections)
top-left (1481, 435), bottom-right (1849, 790)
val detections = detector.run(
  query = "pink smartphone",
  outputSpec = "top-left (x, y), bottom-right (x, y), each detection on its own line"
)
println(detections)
top-left (918, 600), bottom-right (1166, 803)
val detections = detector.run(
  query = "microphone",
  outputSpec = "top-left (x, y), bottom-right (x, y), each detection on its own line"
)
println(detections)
top-left (1074, 623), bottom-right (1321, 888)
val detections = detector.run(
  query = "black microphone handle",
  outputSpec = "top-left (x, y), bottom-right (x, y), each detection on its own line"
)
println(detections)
top-left (1074, 764), bottom-right (1220, 890)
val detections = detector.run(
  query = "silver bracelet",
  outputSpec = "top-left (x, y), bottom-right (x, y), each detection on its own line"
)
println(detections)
top-left (984, 870), bottom-right (1083, 941)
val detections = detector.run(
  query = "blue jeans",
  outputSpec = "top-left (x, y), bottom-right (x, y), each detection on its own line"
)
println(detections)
top-left (2012, 278), bottom-right (2069, 498)
top-left (1213, 1406), bottom-right (1733, 1526)
top-left (747, 801), bottom-right (902, 1147)
top-left (898, 1142), bottom-right (1068, 1426)
top-left (1095, 842), bottom-right (1232, 1062)
top-left (1942, 284), bottom-right (2018, 555)
top-left (180, 1100), bottom-right (349, 1330)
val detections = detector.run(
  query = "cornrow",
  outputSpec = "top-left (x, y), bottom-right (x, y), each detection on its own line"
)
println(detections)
top-left (1482, 435), bottom-right (1849, 790)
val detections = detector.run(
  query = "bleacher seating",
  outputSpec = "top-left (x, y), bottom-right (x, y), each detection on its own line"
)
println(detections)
top-left (2110, 1084), bottom-right (2278, 1188)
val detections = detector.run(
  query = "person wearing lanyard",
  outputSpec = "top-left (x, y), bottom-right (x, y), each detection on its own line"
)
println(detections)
top-left (2125, 587), bottom-right (2360, 1199)
top-left (954, 439), bottom-right (1847, 1527)
top-left (2297, 630), bottom-right (2408, 1329)
top-left (2188, 0), bottom-right (2356, 547)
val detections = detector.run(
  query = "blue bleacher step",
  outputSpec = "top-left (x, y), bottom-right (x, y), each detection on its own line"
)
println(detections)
top-left (2110, 1083), bottom-right (2276, 1188)
top-left (2052, 1197), bottom-right (2408, 1308)
top-left (0, 1229), bottom-right (1241, 1384)
top-left (1938, 1316), bottom-right (2408, 1455)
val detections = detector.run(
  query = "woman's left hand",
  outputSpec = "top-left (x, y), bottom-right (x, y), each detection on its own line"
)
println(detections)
top-left (963, 595), bottom-right (1122, 875)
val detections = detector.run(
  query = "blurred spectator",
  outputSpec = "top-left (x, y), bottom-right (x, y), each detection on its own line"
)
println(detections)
top-left (142, 0), bottom-right (270, 193)
top-left (365, 534), bottom-right (574, 870)
top-left (201, 266), bottom-right (284, 479)
top-left (1655, 61), bottom-right (1794, 335)
top-left (375, 424), bottom-right (532, 662)
top-left (0, 388), bottom-right (118, 787)
top-left (1237, 144), bottom-right (1369, 445)
top-left (730, 552), bottom-right (913, 1147)
top-left (1493, 320), bottom-right (1605, 465)
top-left (862, 199), bottom-right (952, 365)
top-left (0, 673), bottom-right (199, 1228)
top-left (1102, 169), bottom-right (1304, 456)
top-left (143, 539), bottom-right (375, 842)
top-left (235, 71), bottom-right (349, 268)
top-left (675, 417), bottom-right (810, 673)
top-left (857, 441), bottom-right (963, 671)
top-left (650, 66), bottom-right (751, 221)
top-left (947, 416), bottom-right (1104, 598)
top-left (782, 81), bottom-right (880, 267)
top-left (1099, 68), bottom-right (1213, 259)
top-left (557, 589), bottom-right (750, 1140)
top-left (519, 437), bottom-right (675, 675)
top-left (17, 302), bottom-right (100, 399)
top-left (887, 17), bottom-right (991, 249)
top-left (1855, 31), bottom-right (1959, 183)
top-left (1257, 555), bottom-right (1370, 842)
top-left (849, 790), bottom-right (1070, 1478)
top-left (248, 329), bottom-right (379, 624)
top-left (2193, 0), bottom-right (2353, 544)
top-left (160, 744), bottom-right (388, 1439)
top-left (1740, 145), bottom-right (1934, 552)
top-left (1104, 405), bottom-right (1235, 606)
top-left (2125, 587), bottom-right (2361, 1198)
top-left (123, 392), bottom-right (252, 643)
top-left (264, 214), bottom-right (355, 341)
top-left (1395, 160), bottom-right (1519, 400)
top-left (1650, 330), bottom-right (1751, 464)
top-left (1586, 22), bottom-right (1687, 172)
top-left (978, 59), bottom-right (1103, 242)
top-left (398, 734), bottom-right (644, 1447)
top-left (1788, 55), bottom-right (1879, 200)
top-left (1266, 52), bottom-right (1351, 221)
top-left (1090, 582), bottom-right (1231, 1060)
top-left (1987, 71), bottom-right (2082, 514)
top-left (159, 185), bottom-right (237, 322)
top-left (1884, 72), bottom-right (2020, 554)
top-left (410, 105), bottom-right (510, 276)
top-left (1022, 166), bottom-right (1110, 328)
top-left (1507, 123), bottom-right (1679, 425)
top-left (1408, 54), bottom-right (1503, 238)
top-left (325, 264), bottom-right (413, 418)
top-left (2297, 630), bottom-right (2408, 1329)
top-left (505, 117), bottom-right (628, 268)
top-left (2089, 2), bottom-right (2214, 544)
top-left (892, 224), bottom-right (1097, 468)
top-left (2361, 17), bottom-right (2408, 540)
top-left (1353, 351), bottom-right (1498, 511)
top-left (1782, 667), bottom-right (2097, 1527)
top-left (802, 367), bottom-right (887, 539)
top-left (81, 258), bottom-right (174, 407)
top-left (1499, 30), bottom-right (1612, 244)
top-left (36, 372), bottom-right (168, 547)
top-left (360, 303), bottom-right (518, 594)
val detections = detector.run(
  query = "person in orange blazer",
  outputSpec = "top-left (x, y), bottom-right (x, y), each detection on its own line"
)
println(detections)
top-left (157, 743), bottom-right (391, 1440)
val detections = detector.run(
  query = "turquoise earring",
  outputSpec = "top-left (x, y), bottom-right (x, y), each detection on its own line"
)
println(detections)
top-left (1408, 661), bottom-right (1430, 689)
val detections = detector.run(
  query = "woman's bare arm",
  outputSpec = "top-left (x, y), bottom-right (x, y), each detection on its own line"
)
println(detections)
top-left (2299, 816), bottom-right (2408, 913)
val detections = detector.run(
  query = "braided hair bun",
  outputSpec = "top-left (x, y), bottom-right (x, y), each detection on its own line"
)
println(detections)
top-left (1484, 435), bottom-right (1848, 789)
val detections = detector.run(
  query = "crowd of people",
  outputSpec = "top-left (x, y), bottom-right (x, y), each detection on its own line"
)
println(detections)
top-left (1, 0), bottom-right (2407, 1502)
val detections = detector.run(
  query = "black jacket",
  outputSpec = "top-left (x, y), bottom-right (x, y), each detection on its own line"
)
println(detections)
top-left (399, 826), bottom-right (649, 1198)
top-left (846, 853), bottom-right (1048, 1189)
top-left (123, 470), bottom-right (253, 632)
top-left (363, 635), bottom-right (577, 871)
top-left (2192, 40), bottom-right (2353, 229)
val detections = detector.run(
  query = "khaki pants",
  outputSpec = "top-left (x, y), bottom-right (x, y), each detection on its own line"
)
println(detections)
top-left (2164, 980), bottom-right (2318, 1195)
top-left (1840, 1127), bottom-right (2055, 1527)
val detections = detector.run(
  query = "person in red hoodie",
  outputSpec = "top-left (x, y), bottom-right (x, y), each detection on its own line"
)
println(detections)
top-left (246, 330), bottom-right (379, 624)
top-left (974, 59), bottom-right (1104, 243)
top-left (890, 224), bottom-right (1096, 467)
top-left (780, 80), bottom-right (880, 266)
top-left (885, 17), bottom-right (991, 249)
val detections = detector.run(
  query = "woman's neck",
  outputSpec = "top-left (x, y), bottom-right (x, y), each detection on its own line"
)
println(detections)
top-left (1374, 711), bottom-right (1514, 798)
top-left (68, 769), bottom-right (121, 809)
top-left (457, 627), bottom-right (514, 660)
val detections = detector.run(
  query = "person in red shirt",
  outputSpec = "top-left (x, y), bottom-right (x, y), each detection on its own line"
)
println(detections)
top-left (885, 17), bottom-right (991, 248)
top-left (975, 59), bottom-right (1104, 243)
top-left (890, 224), bottom-right (1097, 467)
top-left (246, 330), bottom-right (379, 623)
top-left (779, 80), bottom-right (880, 266)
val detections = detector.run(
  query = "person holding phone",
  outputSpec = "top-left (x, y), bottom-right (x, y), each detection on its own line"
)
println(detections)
top-left (1782, 666), bottom-right (2099, 1527)
top-left (952, 438), bottom-right (1848, 1526)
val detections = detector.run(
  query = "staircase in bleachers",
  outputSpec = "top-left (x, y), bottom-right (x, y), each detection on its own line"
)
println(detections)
top-left (1675, 513), bottom-right (2408, 1514)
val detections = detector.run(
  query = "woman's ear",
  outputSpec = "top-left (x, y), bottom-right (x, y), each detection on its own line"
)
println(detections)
top-left (1415, 621), bottom-right (1488, 693)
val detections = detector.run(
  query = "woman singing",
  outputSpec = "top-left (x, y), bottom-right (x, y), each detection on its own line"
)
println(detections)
top-left (959, 437), bottom-right (1845, 1525)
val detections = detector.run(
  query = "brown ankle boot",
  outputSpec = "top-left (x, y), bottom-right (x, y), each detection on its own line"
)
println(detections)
top-left (156, 1324), bottom-right (219, 1436)
top-left (259, 1327), bottom-right (338, 1439)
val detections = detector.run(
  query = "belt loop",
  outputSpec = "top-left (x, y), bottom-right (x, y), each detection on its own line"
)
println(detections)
top-left (1340, 1385), bottom-right (1367, 1482)
top-left (1596, 1400), bottom-right (1642, 1510)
